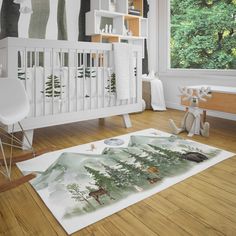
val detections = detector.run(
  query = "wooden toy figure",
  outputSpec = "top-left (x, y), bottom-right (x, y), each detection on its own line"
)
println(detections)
top-left (169, 87), bottom-right (212, 137)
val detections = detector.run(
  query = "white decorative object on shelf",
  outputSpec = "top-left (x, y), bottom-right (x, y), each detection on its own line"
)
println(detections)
top-left (109, 24), bottom-right (112, 33)
top-left (128, 31), bottom-right (133, 36)
top-left (123, 25), bottom-right (128, 35)
top-left (110, 0), bottom-right (116, 12)
top-left (105, 24), bottom-right (109, 33)
top-left (86, 0), bottom-right (148, 57)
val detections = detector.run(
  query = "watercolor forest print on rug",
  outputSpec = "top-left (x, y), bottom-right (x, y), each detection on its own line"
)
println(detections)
top-left (31, 134), bottom-right (221, 219)
top-left (16, 129), bottom-right (235, 234)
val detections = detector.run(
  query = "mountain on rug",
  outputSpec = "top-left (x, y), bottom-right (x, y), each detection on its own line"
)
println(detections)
top-left (17, 129), bottom-right (235, 234)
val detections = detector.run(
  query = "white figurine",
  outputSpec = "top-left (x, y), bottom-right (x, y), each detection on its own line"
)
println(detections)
top-left (109, 24), bottom-right (112, 34)
top-left (105, 24), bottom-right (108, 34)
top-left (169, 87), bottom-right (212, 137)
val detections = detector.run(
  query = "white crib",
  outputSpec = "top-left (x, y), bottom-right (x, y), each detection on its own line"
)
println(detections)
top-left (0, 37), bottom-right (142, 147)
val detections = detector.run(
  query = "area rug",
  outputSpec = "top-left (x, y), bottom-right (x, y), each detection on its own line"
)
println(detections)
top-left (17, 129), bottom-right (235, 234)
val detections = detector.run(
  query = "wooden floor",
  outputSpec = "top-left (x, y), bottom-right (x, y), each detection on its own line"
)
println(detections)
top-left (0, 109), bottom-right (236, 236)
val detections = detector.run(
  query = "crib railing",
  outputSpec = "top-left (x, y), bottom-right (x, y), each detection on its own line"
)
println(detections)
top-left (0, 37), bottom-right (142, 131)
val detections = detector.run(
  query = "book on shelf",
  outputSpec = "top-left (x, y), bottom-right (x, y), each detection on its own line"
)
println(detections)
top-left (128, 9), bottom-right (141, 16)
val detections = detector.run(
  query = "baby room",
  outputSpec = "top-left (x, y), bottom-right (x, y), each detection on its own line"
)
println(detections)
top-left (0, 0), bottom-right (236, 235)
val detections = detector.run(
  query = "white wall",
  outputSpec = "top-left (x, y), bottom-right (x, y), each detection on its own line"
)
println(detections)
top-left (66, 0), bottom-right (81, 41)
top-left (155, 0), bottom-right (236, 121)
top-left (147, 0), bottom-right (157, 72)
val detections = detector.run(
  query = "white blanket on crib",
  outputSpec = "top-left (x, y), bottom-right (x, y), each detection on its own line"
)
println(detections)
top-left (113, 43), bottom-right (133, 100)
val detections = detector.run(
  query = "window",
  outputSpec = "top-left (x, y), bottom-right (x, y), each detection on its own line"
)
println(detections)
top-left (170, 0), bottom-right (236, 70)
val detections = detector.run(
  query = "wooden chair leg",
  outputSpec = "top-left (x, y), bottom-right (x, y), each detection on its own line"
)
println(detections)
top-left (0, 173), bottom-right (36, 193)
top-left (0, 146), bottom-right (56, 193)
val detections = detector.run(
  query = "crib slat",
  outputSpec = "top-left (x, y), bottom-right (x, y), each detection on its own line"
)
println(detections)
top-left (75, 50), bottom-right (78, 111)
top-left (68, 49), bottom-right (71, 112)
top-left (43, 48), bottom-right (46, 116)
top-left (90, 50), bottom-right (92, 110)
top-left (62, 51), bottom-right (65, 112)
top-left (107, 54), bottom-right (114, 107)
top-left (79, 52), bottom-right (82, 109)
top-left (102, 51), bottom-right (105, 108)
top-left (30, 51), bottom-right (33, 115)
top-left (135, 51), bottom-right (138, 104)
top-left (96, 51), bottom-right (99, 109)
top-left (24, 48), bottom-right (28, 96)
top-left (83, 51), bottom-right (86, 111)
top-left (109, 66), bottom-right (112, 107)
top-left (52, 49), bottom-right (55, 115)
top-left (59, 49), bottom-right (61, 113)
top-left (34, 49), bottom-right (37, 117)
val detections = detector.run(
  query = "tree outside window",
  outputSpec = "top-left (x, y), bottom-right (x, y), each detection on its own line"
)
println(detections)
top-left (170, 0), bottom-right (236, 70)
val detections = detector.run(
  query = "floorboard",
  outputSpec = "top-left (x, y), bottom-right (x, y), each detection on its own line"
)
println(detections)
top-left (0, 109), bottom-right (235, 236)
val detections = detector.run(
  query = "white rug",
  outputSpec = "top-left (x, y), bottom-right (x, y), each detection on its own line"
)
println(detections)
top-left (17, 129), bottom-right (235, 234)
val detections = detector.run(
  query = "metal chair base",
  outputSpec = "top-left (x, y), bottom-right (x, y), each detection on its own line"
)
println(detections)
top-left (0, 122), bottom-right (35, 180)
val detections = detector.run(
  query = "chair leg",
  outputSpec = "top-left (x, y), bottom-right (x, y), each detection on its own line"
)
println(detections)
top-left (0, 173), bottom-right (36, 193)
top-left (0, 138), bottom-right (11, 180)
top-left (0, 124), bottom-right (17, 180)
top-left (18, 123), bottom-right (35, 157)
top-left (0, 123), bottom-right (35, 181)
top-left (8, 124), bottom-right (15, 178)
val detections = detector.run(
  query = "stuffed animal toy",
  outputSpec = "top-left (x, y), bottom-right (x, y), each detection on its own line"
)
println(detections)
top-left (169, 87), bottom-right (211, 137)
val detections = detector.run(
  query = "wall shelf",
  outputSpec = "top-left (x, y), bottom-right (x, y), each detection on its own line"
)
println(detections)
top-left (86, 0), bottom-right (148, 57)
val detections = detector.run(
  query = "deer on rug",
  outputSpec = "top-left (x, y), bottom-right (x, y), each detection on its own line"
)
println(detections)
top-left (89, 187), bottom-right (115, 205)
top-left (169, 87), bottom-right (212, 137)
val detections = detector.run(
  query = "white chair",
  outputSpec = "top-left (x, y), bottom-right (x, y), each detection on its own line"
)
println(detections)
top-left (0, 78), bottom-right (34, 183)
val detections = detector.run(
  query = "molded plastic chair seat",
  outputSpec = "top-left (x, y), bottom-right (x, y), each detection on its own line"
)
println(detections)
top-left (0, 78), bottom-right (34, 186)
top-left (0, 79), bottom-right (29, 125)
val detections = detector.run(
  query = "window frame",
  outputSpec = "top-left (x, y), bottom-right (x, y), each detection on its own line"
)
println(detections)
top-left (157, 0), bottom-right (236, 79)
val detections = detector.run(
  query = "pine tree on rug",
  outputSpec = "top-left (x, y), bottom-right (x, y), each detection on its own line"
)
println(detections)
top-left (102, 163), bottom-right (131, 189)
top-left (67, 183), bottom-right (94, 208)
top-left (114, 160), bottom-right (150, 186)
top-left (123, 149), bottom-right (157, 169)
top-left (84, 166), bottom-right (114, 191)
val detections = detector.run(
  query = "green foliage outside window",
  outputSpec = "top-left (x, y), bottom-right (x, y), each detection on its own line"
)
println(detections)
top-left (171, 0), bottom-right (236, 69)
